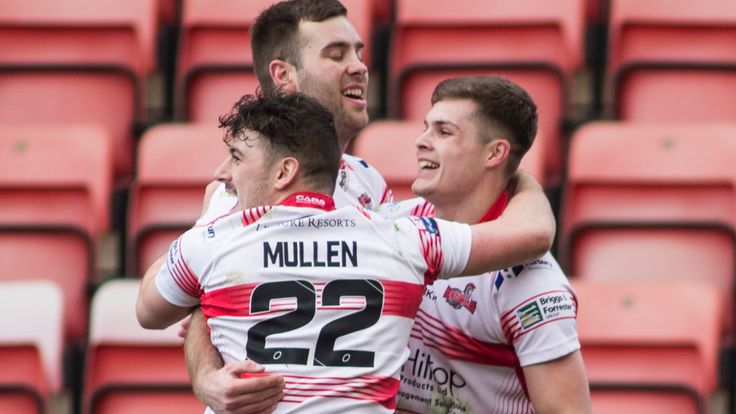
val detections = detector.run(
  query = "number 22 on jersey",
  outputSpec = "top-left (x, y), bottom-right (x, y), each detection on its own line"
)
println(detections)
top-left (246, 279), bottom-right (384, 368)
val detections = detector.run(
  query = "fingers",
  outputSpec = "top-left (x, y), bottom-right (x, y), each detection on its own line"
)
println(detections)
top-left (177, 314), bottom-right (192, 339)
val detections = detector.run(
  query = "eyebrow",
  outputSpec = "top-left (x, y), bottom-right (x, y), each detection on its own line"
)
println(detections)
top-left (228, 146), bottom-right (242, 157)
top-left (322, 40), bottom-right (364, 52)
top-left (426, 120), bottom-right (460, 130)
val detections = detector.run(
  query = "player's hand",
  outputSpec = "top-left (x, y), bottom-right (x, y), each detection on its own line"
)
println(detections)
top-left (178, 314), bottom-right (192, 339)
top-left (200, 360), bottom-right (284, 414)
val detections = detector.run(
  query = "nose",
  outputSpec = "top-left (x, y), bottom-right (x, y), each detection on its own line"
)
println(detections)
top-left (346, 51), bottom-right (368, 79)
top-left (213, 156), bottom-right (231, 183)
top-left (415, 127), bottom-right (432, 151)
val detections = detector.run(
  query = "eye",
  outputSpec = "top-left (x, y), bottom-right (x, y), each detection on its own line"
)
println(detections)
top-left (438, 128), bottom-right (452, 137)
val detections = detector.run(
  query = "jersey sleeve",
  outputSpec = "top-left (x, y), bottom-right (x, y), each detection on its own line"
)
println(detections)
top-left (195, 182), bottom-right (238, 226)
top-left (373, 197), bottom-right (434, 220)
top-left (495, 254), bottom-right (580, 366)
top-left (394, 216), bottom-right (472, 285)
top-left (155, 229), bottom-right (205, 308)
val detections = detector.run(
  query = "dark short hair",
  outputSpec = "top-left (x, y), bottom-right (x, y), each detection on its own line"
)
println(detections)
top-left (219, 92), bottom-right (340, 193)
top-left (251, 0), bottom-right (348, 94)
top-left (431, 76), bottom-right (538, 175)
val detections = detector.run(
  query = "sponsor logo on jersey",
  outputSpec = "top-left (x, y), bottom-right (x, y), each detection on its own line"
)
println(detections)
top-left (524, 258), bottom-right (553, 271)
top-left (168, 239), bottom-right (179, 265)
top-left (295, 194), bottom-right (326, 207)
top-left (338, 169), bottom-right (349, 191)
top-left (402, 348), bottom-right (467, 397)
top-left (358, 193), bottom-right (372, 208)
top-left (442, 283), bottom-right (477, 313)
top-left (517, 301), bottom-right (544, 329)
top-left (515, 291), bottom-right (576, 332)
top-left (410, 216), bottom-right (439, 235)
top-left (206, 225), bottom-right (215, 238)
top-left (258, 218), bottom-right (357, 230)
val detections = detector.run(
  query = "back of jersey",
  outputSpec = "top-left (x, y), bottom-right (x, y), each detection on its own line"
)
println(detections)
top-left (156, 195), bottom-right (470, 413)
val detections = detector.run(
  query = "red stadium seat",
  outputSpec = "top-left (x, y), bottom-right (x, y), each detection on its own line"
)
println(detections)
top-left (574, 280), bottom-right (723, 414)
top-left (389, 0), bottom-right (585, 185)
top-left (608, 0), bottom-right (736, 122)
top-left (352, 119), bottom-right (547, 199)
top-left (178, 0), bottom-right (373, 123)
top-left (85, 279), bottom-right (204, 414)
top-left (561, 122), bottom-right (736, 333)
top-left (0, 281), bottom-right (64, 414)
top-left (352, 120), bottom-right (422, 201)
top-left (0, 125), bottom-right (113, 342)
top-left (127, 123), bottom-right (225, 275)
top-left (0, 0), bottom-right (157, 179)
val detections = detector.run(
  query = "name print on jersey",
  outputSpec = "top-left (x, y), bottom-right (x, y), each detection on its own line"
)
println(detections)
top-left (263, 241), bottom-right (358, 268)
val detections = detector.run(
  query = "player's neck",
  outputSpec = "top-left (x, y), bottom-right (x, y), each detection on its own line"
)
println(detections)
top-left (433, 177), bottom-right (506, 224)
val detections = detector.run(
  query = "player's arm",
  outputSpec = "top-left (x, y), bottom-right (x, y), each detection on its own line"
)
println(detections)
top-left (186, 309), bottom-right (284, 413)
top-left (523, 351), bottom-right (592, 414)
top-left (464, 171), bottom-right (554, 274)
top-left (136, 254), bottom-right (194, 329)
top-left (200, 180), bottom-right (222, 217)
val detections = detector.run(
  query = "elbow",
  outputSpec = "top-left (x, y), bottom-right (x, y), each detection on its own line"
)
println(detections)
top-left (136, 301), bottom-right (165, 330)
top-left (529, 222), bottom-right (555, 258)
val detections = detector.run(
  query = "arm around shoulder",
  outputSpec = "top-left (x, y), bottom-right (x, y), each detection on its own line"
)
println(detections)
top-left (464, 172), bottom-right (555, 274)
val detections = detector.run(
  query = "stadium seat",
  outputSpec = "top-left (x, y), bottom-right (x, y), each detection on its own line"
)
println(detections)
top-left (0, 125), bottom-right (113, 342)
top-left (0, 280), bottom-right (64, 414)
top-left (85, 279), bottom-right (204, 414)
top-left (389, 0), bottom-right (585, 185)
top-left (0, 0), bottom-right (157, 179)
top-left (561, 122), bottom-right (736, 333)
top-left (127, 123), bottom-right (225, 275)
top-left (608, 0), bottom-right (736, 122)
top-left (574, 279), bottom-right (722, 414)
top-left (178, 0), bottom-right (373, 122)
top-left (352, 120), bottom-right (547, 199)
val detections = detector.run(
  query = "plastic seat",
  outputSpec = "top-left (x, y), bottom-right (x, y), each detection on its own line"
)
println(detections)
top-left (0, 280), bottom-right (64, 414)
top-left (573, 279), bottom-right (722, 414)
top-left (127, 123), bottom-right (226, 275)
top-left (0, 125), bottom-right (113, 342)
top-left (0, 0), bottom-right (156, 178)
top-left (389, 0), bottom-right (584, 185)
top-left (561, 122), bottom-right (736, 333)
top-left (608, 0), bottom-right (736, 122)
top-left (85, 279), bottom-right (204, 414)
top-left (352, 119), bottom-right (547, 199)
top-left (178, 0), bottom-right (373, 122)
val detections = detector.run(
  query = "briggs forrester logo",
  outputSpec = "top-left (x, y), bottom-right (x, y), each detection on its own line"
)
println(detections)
top-left (443, 283), bottom-right (477, 313)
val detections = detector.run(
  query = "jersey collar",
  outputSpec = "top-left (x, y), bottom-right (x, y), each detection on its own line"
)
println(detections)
top-left (477, 190), bottom-right (509, 224)
top-left (279, 192), bottom-right (336, 211)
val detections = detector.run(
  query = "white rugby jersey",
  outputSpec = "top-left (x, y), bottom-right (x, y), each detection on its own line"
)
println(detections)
top-left (390, 194), bottom-right (580, 414)
top-left (196, 154), bottom-right (392, 225)
top-left (156, 192), bottom-right (472, 414)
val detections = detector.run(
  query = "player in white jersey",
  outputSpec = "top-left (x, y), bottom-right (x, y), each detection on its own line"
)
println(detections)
top-left (196, 153), bottom-right (391, 226)
top-left (387, 77), bottom-right (590, 413)
top-left (137, 92), bottom-right (555, 413)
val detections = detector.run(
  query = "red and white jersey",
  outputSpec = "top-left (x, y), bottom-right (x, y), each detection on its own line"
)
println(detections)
top-left (156, 192), bottom-right (471, 414)
top-left (387, 195), bottom-right (580, 414)
top-left (196, 154), bottom-right (392, 225)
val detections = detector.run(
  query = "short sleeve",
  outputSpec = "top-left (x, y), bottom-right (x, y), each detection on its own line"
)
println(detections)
top-left (396, 216), bottom-right (472, 285)
top-left (373, 197), bottom-right (434, 221)
top-left (155, 232), bottom-right (203, 308)
top-left (495, 255), bottom-right (580, 366)
top-left (195, 183), bottom-right (238, 226)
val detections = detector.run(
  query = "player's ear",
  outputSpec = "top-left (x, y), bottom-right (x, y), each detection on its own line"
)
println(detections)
top-left (274, 156), bottom-right (300, 190)
top-left (485, 138), bottom-right (511, 169)
top-left (270, 59), bottom-right (298, 93)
